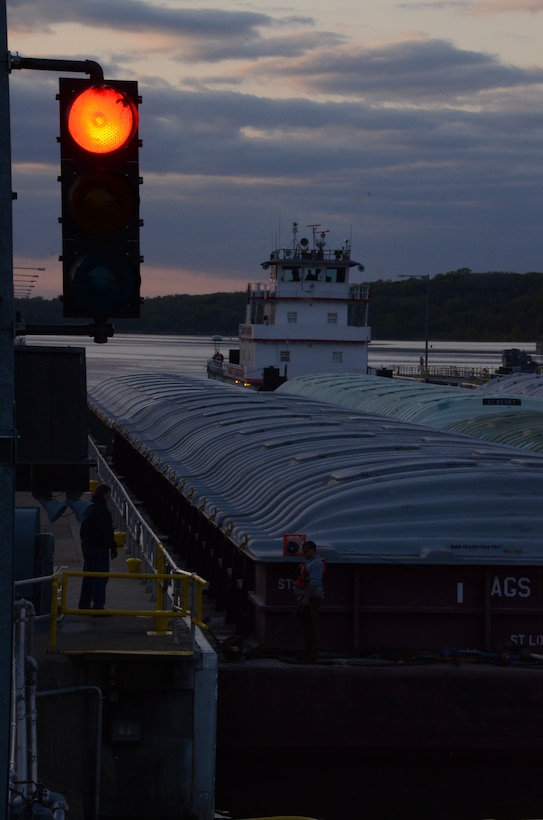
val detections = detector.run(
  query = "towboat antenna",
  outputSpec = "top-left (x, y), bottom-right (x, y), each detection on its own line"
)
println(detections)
top-left (291, 221), bottom-right (299, 249)
top-left (318, 228), bottom-right (329, 251)
top-left (307, 223), bottom-right (320, 250)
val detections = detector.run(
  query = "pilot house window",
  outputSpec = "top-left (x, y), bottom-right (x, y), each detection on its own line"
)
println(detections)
top-left (327, 313), bottom-right (338, 324)
top-left (287, 312), bottom-right (297, 323)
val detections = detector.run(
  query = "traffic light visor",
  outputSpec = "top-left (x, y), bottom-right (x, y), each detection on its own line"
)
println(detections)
top-left (67, 85), bottom-right (138, 154)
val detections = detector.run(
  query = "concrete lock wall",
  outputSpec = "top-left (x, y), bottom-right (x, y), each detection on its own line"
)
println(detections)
top-left (36, 636), bottom-right (216, 818)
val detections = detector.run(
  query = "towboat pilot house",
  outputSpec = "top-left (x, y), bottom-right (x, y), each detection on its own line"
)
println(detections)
top-left (276, 265), bottom-right (346, 283)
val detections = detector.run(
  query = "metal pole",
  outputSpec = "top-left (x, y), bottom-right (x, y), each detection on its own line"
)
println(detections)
top-left (424, 274), bottom-right (430, 373)
top-left (399, 273), bottom-right (431, 375)
top-left (0, 0), bottom-right (15, 815)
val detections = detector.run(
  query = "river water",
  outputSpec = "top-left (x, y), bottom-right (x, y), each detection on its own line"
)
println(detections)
top-left (29, 333), bottom-right (534, 388)
top-left (27, 333), bottom-right (542, 820)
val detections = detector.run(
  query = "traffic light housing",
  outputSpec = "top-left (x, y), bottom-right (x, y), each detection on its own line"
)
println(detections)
top-left (58, 78), bottom-right (142, 322)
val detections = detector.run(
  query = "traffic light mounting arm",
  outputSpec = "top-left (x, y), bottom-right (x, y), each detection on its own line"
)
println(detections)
top-left (9, 54), bottom-right (104, 83)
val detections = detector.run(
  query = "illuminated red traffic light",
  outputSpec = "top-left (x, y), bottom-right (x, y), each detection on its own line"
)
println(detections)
top-left (58, 78), bottom-right (142, 326)
top-left (67, 85), bottom-right (138, 154)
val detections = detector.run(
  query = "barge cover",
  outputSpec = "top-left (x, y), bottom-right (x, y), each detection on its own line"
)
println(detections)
top-left (89, 373), bottom-right (543, 656)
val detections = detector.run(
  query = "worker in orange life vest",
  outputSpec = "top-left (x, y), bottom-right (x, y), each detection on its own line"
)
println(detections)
top-left (293, 540), bottom-right (325, 663)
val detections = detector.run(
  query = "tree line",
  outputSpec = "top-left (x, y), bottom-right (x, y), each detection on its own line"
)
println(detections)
top-left (14, 269), bottom-right (543, 342)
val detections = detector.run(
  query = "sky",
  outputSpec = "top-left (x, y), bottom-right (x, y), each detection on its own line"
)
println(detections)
top-left (6, 0), bottom-right (543, 299)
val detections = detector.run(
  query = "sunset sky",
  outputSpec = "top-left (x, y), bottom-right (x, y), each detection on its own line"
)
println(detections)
top-left (7, 0), bottom-right (543, 299)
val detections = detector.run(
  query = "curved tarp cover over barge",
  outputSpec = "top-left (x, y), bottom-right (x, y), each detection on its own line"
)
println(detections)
top-left (277, 373), bottom-right (543, 452)
top-left (89, 373), bottom-right (543, 655)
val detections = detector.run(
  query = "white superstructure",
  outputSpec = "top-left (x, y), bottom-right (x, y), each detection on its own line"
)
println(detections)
top-left (208, 221), bottom-right (370, 388)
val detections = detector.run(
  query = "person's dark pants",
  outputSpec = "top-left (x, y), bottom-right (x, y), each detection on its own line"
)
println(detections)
top-left (79, 544), bottom-right (110, 609)
top-left (299, 596), bottom-right (322, 658)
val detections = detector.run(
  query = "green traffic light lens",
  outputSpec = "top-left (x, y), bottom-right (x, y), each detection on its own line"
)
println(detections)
top-left (70, 253), bottom-right (140, 314)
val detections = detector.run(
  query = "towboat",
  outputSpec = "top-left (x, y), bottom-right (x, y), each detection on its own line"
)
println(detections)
top-left (207, 221), bottom-right (370, 389)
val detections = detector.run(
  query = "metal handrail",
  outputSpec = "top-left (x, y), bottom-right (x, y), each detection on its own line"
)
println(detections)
top-left (391, 364), bottom-right (497, 384)
top-left (54, 438), bottom-right (212, 650)
top-left (49, 569), bottom-right (208, 651)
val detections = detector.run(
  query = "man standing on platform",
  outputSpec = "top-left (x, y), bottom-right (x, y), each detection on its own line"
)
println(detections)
top-left (78, 484), bottom-right (117, 611)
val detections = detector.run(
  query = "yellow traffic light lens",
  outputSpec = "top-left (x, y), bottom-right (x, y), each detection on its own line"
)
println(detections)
top-left (68, 86), bottom-right (138, 154)
top-left (70, 170), bottom-right (137, 233)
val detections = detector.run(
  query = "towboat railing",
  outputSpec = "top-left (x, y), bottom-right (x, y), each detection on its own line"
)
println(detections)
top-left (387, 364), bottom-right (496, 385)
top-left (247, 282), bottom-right (370, 301)
top-left (248, 282), bottom-right (276, 298)
top-left (348, 283), bottom-right (370, 301)
top-left (269, 246), bottom-right (351, 262)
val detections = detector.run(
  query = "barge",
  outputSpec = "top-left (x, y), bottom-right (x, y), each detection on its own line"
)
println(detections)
top-left (84, 371), bottom-right (543, 817)
top-left (88, 372), bottom-right (543, 659)
top-left (277, 372), bottom-right (543, 452)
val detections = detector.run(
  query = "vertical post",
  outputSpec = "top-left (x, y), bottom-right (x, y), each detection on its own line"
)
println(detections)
top-left (190, 628), bottom-right (217, 819)
top-left (191, 577), bottom-right (197, 648)
top-left (156, 543), bottom-right (164, 610)
top-left (399, 273), bottom-right (431, 377)
top-left (49, 577), bottom-right (60, 651)
top-left (0, 0), bottom-right (15, 815)
top-left (424, 274), bottom-right (430, 376)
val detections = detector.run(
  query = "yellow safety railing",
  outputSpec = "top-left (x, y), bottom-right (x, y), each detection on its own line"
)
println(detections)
top-left (56, 440), bottom-right (213, 654)
top-left (49, 566), bottom-right (208, 651)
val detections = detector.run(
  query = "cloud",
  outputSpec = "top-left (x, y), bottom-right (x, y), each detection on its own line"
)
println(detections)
top-left (472, 0), bottom-right (543, 12)
top-left (8, 0), bottom-right (273, 37)
top-left (7, 0), bottom-right (325, 63)
top-left (7, 2), bottom-right (543, 298)
top-left (399, 0), bottom-right (543, 12)
top-left (250, 38), bottom-right (543, 101)
top-left (171, 29), bottom-right (345, 64)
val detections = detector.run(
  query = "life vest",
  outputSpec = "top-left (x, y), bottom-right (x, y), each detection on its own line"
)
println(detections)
top-left (293, 557), bottom-right (327, 589)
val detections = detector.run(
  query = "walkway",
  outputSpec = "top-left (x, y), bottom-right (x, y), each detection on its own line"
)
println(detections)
top-left (15, 491), bottom-right (196, 659)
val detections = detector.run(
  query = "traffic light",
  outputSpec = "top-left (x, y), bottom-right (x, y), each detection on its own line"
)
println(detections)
top-left (58, 78), bottom-right (142, 323)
